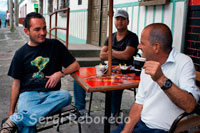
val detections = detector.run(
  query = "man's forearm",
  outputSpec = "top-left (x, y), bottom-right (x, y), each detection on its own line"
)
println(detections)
top-left (112, 46), bottom-right (136, 61)
top-left (122, 103), bottom-right (143, 133)
top-left (156, 75), bottom-right (196, 113)
top-left (112, 50), bottom-right (129, 60)
top-left (163, 83), bottom-right (196, 113)
top-left (9, 79), bottom-right (20, 116)
top-left (99, 51), bottom-right (108, 60)
top-left (62, 61), bottom-right (80, 75)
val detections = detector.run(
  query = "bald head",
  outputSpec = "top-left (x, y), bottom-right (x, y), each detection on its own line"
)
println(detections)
top-left (144, 23), bottom-right (173, 53)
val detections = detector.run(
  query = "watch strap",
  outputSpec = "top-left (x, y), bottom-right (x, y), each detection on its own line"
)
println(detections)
top-left (60, 70), bottom-right (65, 77)
top-left (161, 79), bottom-right (172, 90)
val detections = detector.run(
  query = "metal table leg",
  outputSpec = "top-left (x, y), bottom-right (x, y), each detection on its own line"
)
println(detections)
top-left (104, 91), bottom-right (112, 133)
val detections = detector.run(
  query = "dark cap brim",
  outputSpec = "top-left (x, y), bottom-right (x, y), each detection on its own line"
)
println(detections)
top-left (114, 14), bottom-right (128, 19)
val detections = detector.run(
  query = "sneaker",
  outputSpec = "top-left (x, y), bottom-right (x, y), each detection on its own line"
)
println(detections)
top-left (109, 114), bottom-right (116, 125)
top-left (79, 109), bottom-right (88, 117)
top-left (109, 111), bottom-right (123, 125)
top-left (67, 109), bottom-right (88, 122)
top-left (0, 118), bottom-right (17, 133)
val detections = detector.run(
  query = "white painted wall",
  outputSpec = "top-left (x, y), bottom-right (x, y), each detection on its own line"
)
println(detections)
top-left (19, 0), bottom-right (38, 18)
top-left (70, 0), bottom-right (88, 10)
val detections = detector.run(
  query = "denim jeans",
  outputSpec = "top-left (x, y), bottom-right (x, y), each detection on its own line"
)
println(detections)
top-left (111, 120), bottom-right (168, 133)
top-left (73, 80), bottom-right (123, 115)
top-left (10, 90), bottom-right (71, 133)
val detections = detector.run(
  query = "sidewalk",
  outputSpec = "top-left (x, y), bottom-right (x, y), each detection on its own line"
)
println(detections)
top-left (0, 27), bottom-right (136, 133)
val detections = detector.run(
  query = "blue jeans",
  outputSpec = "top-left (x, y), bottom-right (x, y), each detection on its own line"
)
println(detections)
top-left (111, 120), bottom-right (168, 133)
top-left (10, 90), bottom-right (71, 133)
top-left (73, 80), bottom-right (123, 115)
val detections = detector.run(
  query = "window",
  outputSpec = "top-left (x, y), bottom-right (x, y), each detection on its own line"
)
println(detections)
top-left (78, 0), bottom-right (82, 5)
top-left (59, 0), bottom-right (69, 16)
top-left (48, 0), bottom-right (53, 13)
top-left (60, 0), bottom-right (69, 9)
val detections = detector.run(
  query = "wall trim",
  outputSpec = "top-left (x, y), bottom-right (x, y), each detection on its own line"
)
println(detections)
top-left (70, 9), bottom-right (88, 13)
top-left (113, 0), bottom-right (185, 8)
top-left (153, 6), bottom-right (156, 23)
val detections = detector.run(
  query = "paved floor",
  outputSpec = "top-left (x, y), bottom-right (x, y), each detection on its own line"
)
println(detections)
top-left (0, 27), bottom-right (136, 133)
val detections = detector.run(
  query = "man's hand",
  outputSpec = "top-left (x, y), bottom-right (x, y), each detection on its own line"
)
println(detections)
top-left (45, 71), bottom-right (62, 88)
top-left (100, 46), bottom-right (108, 60)
top-left (143, 61), bottom-right (164, 82)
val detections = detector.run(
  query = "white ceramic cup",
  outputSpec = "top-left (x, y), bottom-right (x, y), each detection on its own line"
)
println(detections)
top-left (133, 56), bottom-right (146, 69)
top-left (95, 65), bottom-right (106, 77)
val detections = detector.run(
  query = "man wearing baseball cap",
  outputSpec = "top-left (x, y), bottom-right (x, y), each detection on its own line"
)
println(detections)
top-left (74, 9), bottom-right (139, 119)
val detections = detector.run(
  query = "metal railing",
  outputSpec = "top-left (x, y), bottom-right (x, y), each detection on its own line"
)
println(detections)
top-left (49, 8), bottom-right (70, 48)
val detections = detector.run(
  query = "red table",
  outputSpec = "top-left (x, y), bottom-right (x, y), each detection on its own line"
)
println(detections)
top-left (71, 67), bottom-right (140, 133)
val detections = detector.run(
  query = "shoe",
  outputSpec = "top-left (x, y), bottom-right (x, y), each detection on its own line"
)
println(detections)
top-left (109, 114), bottom-right (116, 125)
top-left (109, 111), bottom-right (123, 125)
top-left (79, 109), bottom-right (88, 117)
top-left (0, 118), bottom-right (17, 133)
top-left (68, 109), bottom-right (88, 122)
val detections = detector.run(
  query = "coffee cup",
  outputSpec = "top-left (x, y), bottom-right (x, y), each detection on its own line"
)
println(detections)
top-left (120, 65), bottom-right (128, 74)
top-left (95, 65), bottom-right (107, 77)
top-left (133, 56), bottom-right (146, 70)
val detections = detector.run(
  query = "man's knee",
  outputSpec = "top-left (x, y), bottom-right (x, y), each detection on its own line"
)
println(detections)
top-left (59, 90), bottom-right (72, 105)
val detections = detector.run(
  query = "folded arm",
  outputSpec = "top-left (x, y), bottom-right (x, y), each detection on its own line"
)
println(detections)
top-left (100, 46), bottom-right (136, 61)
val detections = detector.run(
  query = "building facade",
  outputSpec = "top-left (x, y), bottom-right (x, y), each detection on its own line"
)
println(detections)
top-left (19, 0), bottom-right (39, 18)
top-left (40, 0), bottom-right (186, 51)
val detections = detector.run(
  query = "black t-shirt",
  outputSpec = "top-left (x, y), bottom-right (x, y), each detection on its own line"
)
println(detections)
top-left (8, 39), bottom-right (75, 93)
top-left (104, 31), bottom-right (139, 65)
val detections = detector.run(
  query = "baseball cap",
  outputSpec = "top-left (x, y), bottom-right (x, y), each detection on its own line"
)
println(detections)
top-left (114, 9), bottom-right (129, 19)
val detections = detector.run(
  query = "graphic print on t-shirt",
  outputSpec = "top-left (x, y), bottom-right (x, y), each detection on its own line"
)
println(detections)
top-left (31, 56), bottom-right (49, 79)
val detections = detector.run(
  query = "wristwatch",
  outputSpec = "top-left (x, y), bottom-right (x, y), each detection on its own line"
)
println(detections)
top-left (161, 79), bottom-right (172, 90)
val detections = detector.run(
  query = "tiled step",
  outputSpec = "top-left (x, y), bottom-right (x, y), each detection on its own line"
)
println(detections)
top-left (68, 44), bottom-right (101, 67)
top-left (75, 57), bottom-right (101, 67)
top-left (69, 49), bottom-right (100, 57)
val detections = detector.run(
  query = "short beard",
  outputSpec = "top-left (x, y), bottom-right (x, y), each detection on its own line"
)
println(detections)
top-left (29, 37), bottom-right (46, 46)
top-left (117, 27), bottom-right (127, 33)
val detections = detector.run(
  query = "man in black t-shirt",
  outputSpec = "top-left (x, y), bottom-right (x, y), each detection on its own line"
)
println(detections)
top-left (100, 20), bottom-right (138, 65)
top-left (74, 9), bottom-right (139, 118)
top-left (0, 12), bottom-right (80, 133)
